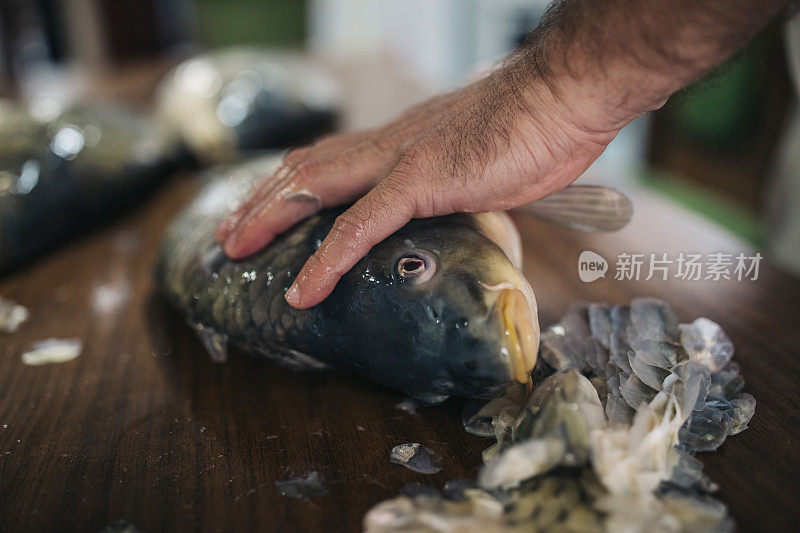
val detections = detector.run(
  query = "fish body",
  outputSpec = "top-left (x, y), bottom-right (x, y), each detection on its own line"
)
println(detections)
top-left (0, 102), bottom-right (181, 272)
top-left (156, 48), bottom-right (340, 165)
top-left (157, 155), bottom-right (539, 399)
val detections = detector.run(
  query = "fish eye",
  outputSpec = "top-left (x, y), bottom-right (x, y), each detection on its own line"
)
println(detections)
top-left (396, 251), bottom-right (436, 283)
top-left (398, 256), bottom-right (424, 275)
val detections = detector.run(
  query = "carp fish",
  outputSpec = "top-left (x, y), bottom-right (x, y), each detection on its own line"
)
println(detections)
top-left (0, 101), bottom-right (181, 273)
top-left (157, 154), bottom-right (632, 400)
top-left (155, 48), bottom-right (341, 166)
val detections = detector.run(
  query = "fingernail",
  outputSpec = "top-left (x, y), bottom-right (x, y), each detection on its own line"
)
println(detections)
top-left (285, 283), bottom-right (300, 306)
top-left (223, 231), bottom-right (242, 257)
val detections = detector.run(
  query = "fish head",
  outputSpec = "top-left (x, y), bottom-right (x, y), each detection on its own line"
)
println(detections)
top-left (326, 214), bottom-right (539, 399)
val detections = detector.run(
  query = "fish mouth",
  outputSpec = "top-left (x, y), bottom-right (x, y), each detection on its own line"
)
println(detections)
top-left (495, 288), bottom-right (538, 386)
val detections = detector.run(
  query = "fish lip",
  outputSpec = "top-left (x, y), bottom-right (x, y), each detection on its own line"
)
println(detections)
top-left (492, 287), bottom-right (538, 386)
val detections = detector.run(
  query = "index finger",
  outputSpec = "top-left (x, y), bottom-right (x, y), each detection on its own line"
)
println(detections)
top-left (284, 180), bottom-right (416, 308)
top-left (215, 131), bottom-right (375, 243)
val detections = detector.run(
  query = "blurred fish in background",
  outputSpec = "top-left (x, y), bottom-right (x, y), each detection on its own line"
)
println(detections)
top-left (0, 0), bottom-right (341, 272)
top-left (0, 1), bottom-right (197, 272)
top-left (155, 48), bottom-right (340, 165)
top-left (0, 101), bottom-right (182, 272)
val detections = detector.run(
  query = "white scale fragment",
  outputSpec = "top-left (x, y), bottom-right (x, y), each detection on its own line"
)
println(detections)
top-left (193, 322), bottom-right (229, 363)
top-left (390, 443), bottom-right (442, 474)
top-left (0, 295), bottom-right (29, 333)
top-left (21, 338), bottom-right (82, 366)
top-left (395, 398), bottom-right (419, 415)
top-left (680, 317), bottom-right (734, 372)
top-left (275, 471), bottom-right (328, 500)
top-left (92, 282), bottom-right (130, 315)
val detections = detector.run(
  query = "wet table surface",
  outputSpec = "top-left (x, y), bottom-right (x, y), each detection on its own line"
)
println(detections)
top-left (1, 172), bottom-right (799, 532)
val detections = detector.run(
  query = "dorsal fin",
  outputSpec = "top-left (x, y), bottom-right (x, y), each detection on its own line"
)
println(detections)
top-left (516, 185), bottom-right (633, 232)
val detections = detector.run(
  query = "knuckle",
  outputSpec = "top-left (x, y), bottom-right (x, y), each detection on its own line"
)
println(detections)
top-left (375, 122), bottom-right (409, 145)
top-left (291, 161), bottom-right (322, 184)
top-left (412, 182), bottom-right (436, 217)
top-left (361, 135), bottom-right (393, 155)
top-left (388, 146), bottom-right (445, 217)
top-left (382, 148), bottom-right (427, 192)
top-left (392, 147), bottom-right (427, 180)
top-left (282, 147), bottom-right (311, 168)
top-left (333, 211), bottom-right (369, 239)
top-left (377, 178), bottom-right (412, 206)
top-left (312, 133), bottom-right (340, 147)
top-left (396, 145), bottom-right (418, 163)
top-left (305, 251), bottom-right (329, 270)
top-left (311, 247), bottom-right (348, 277)
top-left (381, 184), bottom-right (417, 218)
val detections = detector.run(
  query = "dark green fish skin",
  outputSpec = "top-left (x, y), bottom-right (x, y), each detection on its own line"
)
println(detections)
top-left (157, 155), bottom-right (538, 399)
top-left (0, 102), bottom-right (182, 273)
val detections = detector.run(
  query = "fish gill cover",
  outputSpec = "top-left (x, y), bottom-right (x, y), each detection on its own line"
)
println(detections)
top-left (364, 298), bottom-right (754, 532)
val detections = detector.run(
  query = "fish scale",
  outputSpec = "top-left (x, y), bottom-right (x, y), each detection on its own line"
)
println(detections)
top-left (159, 192), bottom-right (324, 367)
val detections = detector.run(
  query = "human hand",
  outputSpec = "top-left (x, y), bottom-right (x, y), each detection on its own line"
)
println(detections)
top-left (217, 0), bottom-right (786, 310)
top-left (216, 61), bottom-right (622, 309)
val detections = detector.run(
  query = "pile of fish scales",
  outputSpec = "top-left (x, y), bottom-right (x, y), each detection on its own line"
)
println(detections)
top-left (364, 298), bottom-right (755, 532)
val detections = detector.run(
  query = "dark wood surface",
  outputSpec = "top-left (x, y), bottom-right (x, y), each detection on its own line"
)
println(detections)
top-left (1, 172), bottom-right (799, 532)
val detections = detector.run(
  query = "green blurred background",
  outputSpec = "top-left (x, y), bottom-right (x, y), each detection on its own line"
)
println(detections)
top-left (196, 0), bottom-right (306, 47)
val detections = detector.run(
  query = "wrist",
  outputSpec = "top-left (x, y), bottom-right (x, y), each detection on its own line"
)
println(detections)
top-left (490, 50), bottom-right (633, 140)
top-left (512, 42), bottom-right (671, 135)
top-left (507, 0), bottom-right (789, 134)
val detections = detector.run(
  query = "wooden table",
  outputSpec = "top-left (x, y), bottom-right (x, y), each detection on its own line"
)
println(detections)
top-left (1, 172), bottom-right (798, 532)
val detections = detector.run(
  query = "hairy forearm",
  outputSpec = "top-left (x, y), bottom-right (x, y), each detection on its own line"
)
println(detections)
top-left (507, 0), bottom-right (790, 132)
